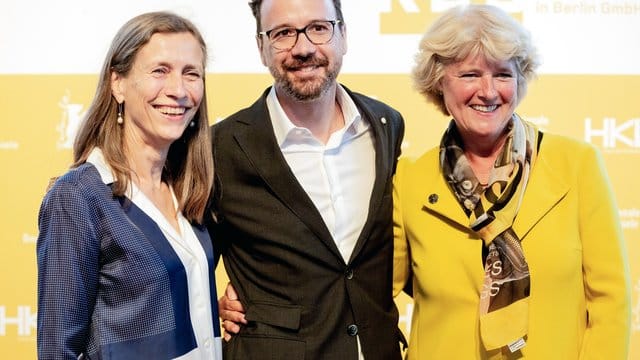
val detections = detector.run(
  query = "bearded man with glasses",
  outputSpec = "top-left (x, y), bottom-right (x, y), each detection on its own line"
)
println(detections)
top-left (209, 0), bottom-right (406, 359)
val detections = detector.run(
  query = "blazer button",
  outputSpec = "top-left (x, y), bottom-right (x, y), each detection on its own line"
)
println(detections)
top-left (345, 268), bottom-right (354, 279)
top-left (428, 194), bottom-right (438, 204)
top-left (347, 324), bottom-right (358, 336)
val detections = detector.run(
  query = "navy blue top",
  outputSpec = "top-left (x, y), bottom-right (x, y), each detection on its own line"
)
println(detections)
top-left (37, 163), bottom-right (220, 359)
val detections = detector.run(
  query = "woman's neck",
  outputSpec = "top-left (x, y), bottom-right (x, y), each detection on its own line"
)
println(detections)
top-left (462, 135), bottom-right (508, 185)
top-left (125, 144), bottom-right (180, 232)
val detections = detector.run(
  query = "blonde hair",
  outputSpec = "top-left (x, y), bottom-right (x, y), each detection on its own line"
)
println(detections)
top-left (412, 4), bottom-right (539, 115)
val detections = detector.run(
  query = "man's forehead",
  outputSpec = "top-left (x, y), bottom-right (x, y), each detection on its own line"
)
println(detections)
top-left (260, 0), bottom-right (336, 29)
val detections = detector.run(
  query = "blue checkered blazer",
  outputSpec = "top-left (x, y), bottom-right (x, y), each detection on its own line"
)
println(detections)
top-left (37, 163), bottom-right (220, 359)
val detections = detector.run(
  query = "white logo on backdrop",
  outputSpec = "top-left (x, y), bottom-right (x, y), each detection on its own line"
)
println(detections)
top-left (57, 91), bottom-right (85, 149)
top-left (0, 141), bottom-right (19, 150)
top-left (22, 233), bottom-right (37, 244)
top-left (585, 118), bottom-right (640, 152)
top-left (525, 115), bottom-right (550, 131)
top-left (620, 208), bottom-right (640, 230)
top-left (0, 306), bottom-right (36, 337)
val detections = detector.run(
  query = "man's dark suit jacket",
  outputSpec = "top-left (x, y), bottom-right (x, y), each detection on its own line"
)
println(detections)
top-left (210, 85), bottom-right (405, 360)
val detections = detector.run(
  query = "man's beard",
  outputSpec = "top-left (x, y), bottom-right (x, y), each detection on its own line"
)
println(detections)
top-left (270, 55), bottom-right (341, 102)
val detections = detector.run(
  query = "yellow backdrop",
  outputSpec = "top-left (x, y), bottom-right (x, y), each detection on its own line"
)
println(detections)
top-left (1, 0), bottom-right (639, 358)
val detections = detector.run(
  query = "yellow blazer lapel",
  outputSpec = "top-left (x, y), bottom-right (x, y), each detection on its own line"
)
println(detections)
top-left (514, 151), bottom-right (569, 240)
top-left (419, 143), bottom-right (569, 239)
top-left (419, 151), bottom-right (470, 229)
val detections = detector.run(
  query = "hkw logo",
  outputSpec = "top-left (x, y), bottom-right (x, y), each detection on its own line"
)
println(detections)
top-left (0, 306), bottom-right (36, 337)
top-left (584, 118), bottom-right (640, 150)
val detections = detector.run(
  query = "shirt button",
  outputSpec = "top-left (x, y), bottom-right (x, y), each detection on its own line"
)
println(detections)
top-left (428, 194), bottom-right (438, 204)
top-left (461, 180), bottom-right (473, 191)
top-left (347, 324), bottom-right (358, 336)
top-left (345, 269), bottom-right (354, 280)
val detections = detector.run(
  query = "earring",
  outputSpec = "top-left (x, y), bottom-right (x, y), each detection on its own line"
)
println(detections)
top-left (117, 103), bottom-right (124, 124)
top-left (189, 120), bottom-right (195, 128)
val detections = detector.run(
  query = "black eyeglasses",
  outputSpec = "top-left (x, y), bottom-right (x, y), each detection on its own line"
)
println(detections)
top-left (258, 20), bottom-right (341, 50)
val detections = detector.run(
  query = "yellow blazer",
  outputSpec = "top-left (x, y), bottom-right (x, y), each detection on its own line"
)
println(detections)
top-left (393, 132), bottom-right (631, 359)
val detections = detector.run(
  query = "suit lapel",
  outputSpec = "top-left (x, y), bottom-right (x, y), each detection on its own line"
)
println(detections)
top-left (348, 93), bottom-right (392, 263)
top-left (232, 91), bottom-right (342, 260)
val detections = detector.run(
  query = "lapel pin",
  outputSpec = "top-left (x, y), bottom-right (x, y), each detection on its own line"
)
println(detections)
top-left (380, 117), bottom-right (387, 125)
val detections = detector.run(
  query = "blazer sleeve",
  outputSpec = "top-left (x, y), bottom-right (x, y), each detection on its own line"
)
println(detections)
top-left (393, 158), bottom-right (411, 297)
top-left (577, 144), bottom-right (631, 359)
top-left (37, 179), bottom-right (101, 359)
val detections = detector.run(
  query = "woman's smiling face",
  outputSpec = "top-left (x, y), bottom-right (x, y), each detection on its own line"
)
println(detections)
top-left (111, 31), bottom-right (205, 150)
top-left (441, 54), bottom-right (518, 145)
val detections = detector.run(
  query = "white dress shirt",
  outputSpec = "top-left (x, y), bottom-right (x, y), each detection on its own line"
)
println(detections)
top-left (87, 148), bottom-right (223, 360)
top-left (267, 85), bottom-right (375, 359)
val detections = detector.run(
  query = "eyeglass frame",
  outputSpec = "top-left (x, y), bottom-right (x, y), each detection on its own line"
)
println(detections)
top-left (257, 20), bottom-right (342, 50)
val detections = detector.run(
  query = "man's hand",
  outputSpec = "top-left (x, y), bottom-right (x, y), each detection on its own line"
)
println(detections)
top-left (218, 282), bottom-right (247, 341)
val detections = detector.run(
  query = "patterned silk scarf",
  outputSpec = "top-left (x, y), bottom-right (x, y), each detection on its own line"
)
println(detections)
top-left (439, 115), bottom-right (539, 352)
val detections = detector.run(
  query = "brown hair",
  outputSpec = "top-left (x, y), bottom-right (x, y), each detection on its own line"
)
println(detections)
top-left (72, 11), bottom-right (213, 223)
top-left (248, 0), bottom-right (345, 33)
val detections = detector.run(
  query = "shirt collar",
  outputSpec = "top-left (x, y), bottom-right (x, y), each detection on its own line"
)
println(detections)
top-left (266, 85), bottom-right (367, 148)
top-left (86, 147), bottom-right (179, 214)
top-left (86, 147), bottom-right (116, 185)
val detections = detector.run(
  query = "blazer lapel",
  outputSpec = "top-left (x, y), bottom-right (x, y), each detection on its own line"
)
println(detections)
top-left (192, 223), bottom-right (221, 336)
top-left (348, 95), bottom-right (392, 263)
top-left (514, 150), bottom-right (569, 239)
top-left (421, 158), bottom-right (471, 229)
top-left (421, 143), bottom-right (570, 240)
top-left (231, 91), bottom-right (342, 260)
